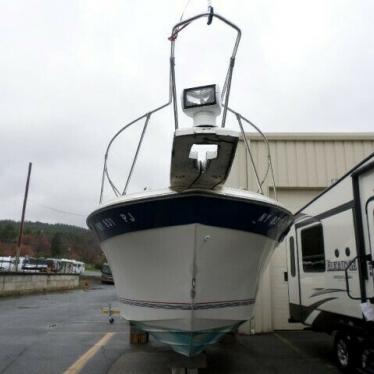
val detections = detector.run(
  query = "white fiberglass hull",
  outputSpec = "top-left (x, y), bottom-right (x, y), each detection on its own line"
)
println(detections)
top-left (87, 189), bottom-right (292, 356)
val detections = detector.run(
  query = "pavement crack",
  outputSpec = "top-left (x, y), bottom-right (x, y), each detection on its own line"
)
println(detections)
top-left (0, 346), bottom-right (28, 374)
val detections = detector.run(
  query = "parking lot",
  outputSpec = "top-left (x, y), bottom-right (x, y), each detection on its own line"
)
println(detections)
top-left (0, 285), bottom-right (341, 373)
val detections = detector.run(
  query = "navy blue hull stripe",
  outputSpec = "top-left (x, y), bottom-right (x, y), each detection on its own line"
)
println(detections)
top-left (87, 192), bottom-right (293, 242)
top-left (119, 297), bottom-right (256, 310)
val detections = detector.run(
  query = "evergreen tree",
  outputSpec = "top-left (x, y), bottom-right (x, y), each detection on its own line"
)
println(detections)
top-left (50, 233), bottom-right (64, 257)
top-left (0, 224), bottom-right (17, 242)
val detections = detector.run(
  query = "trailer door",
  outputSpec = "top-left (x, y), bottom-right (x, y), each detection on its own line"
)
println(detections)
top-left (366, 200), bottom-right (374, 289)
top-left (295, 223), bottom-right (326, 324)
top-left (355, 162), bottom-right (374, 299)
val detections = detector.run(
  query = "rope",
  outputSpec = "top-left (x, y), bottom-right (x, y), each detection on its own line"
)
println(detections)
top-left (180, 0), bottom-right (193, 21)
top-left (169, 0), bottom-right (214, 41)
top-left (168, 22), bottom-right (190, 41)
top-left (167, 0), bottom-right (194, 41)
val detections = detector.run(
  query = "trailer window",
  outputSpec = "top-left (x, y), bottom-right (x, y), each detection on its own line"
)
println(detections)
top-left (289, 236), bottom-right (296, 277)
top-left (301, 224), bottom-right (325, 272)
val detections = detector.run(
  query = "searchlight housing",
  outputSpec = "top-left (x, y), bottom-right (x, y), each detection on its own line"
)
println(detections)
top-left (182, 84), bottom-right (221, 127)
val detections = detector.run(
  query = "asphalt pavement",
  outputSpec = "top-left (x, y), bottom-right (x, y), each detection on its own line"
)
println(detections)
top-left (0, 285), bottom-right (341, 374)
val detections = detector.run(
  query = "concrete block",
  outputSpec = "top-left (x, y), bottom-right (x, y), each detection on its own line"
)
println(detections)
top-left (0, 273), bottom-right (79, 296)
top-left (3, 282), bottom-right (16, 291)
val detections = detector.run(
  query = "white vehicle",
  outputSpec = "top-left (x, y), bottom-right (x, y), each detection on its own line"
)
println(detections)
top-left (59, 259), bottom-right (75, 274)
top-left (58, 259), bottom-right (85, 274)
top-left (287, 152), bottom-right (374, 371)
top-left (72, 260), bottom-right (85, 274)
top-left (87, 9), bottom-right (293, 357)
top-left (21, 257), bottom-right (48, 272)
top-left (0, 256), bottom-right (15, 272)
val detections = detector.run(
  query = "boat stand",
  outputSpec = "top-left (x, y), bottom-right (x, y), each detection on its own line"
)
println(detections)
top-left (128, 324), bottom-right (205, 372)
top-left (129, 323), bottom-right (149, 345)
top-left (171, 369), bottom-right (199, 374)
top-left (169, 353), bottom-right (207, 374)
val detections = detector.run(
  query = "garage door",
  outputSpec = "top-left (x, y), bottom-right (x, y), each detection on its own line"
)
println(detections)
top-left (269, 188), bottom-right (324, 330)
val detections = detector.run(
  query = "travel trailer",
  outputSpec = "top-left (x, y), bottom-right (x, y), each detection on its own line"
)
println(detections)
top-left (287, 152), bottom-right (374, 371)
top-left (58, 259), bottom-right (85, 274)
top-left (87, 9), bottom-right (293, 357)
top-left (0, 257), bottom-right (15, 272)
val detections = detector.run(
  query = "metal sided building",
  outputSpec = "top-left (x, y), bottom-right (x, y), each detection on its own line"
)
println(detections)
top-left (227, 133), bottom-right (374, 333)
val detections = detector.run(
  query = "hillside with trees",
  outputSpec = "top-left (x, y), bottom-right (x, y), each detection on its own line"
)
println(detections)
top-left (0, 220), bottom-right (105, 266)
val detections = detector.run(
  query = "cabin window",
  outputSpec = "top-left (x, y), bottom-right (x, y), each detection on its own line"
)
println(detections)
top-left (301, 224), bottom-right (325, 272)
top-left (289, 236), bottom-right (296, 277)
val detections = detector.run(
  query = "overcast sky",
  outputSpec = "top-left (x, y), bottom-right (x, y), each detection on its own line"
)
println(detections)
top-left (1, 0), bottom-right (373, 227)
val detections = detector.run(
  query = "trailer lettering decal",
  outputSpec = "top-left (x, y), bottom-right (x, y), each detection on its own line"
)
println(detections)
top-left (326, 260), bottom-right (357, 272)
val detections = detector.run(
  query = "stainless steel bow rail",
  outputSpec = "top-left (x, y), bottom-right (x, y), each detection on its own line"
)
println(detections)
top-left (99, 10), bottom-right (277, 204)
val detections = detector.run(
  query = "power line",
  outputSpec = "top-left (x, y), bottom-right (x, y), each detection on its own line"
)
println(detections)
top-left (34, 203), bottom-right (87, 217)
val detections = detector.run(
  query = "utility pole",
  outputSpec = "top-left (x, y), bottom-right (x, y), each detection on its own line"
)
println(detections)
top-left (15, 162), bottom-right (32, 271)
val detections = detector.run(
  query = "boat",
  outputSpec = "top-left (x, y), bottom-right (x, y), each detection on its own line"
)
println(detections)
top-left (87, 7), bottom-right (293, 357)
